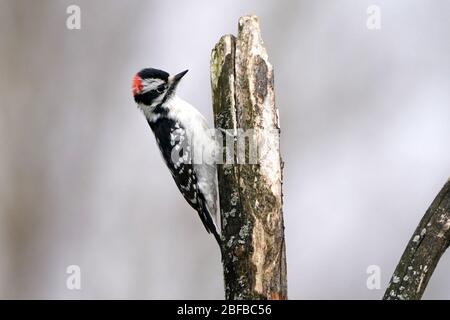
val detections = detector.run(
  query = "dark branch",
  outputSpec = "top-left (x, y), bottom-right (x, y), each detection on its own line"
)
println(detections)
top-left (384, 178), bottom-right (450, 300)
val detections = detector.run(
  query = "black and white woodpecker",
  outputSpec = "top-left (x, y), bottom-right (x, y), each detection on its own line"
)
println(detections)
top-left (132, 68), bottom-right (222, 246)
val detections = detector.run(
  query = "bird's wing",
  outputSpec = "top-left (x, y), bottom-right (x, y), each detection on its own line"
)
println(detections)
top-left (194, 162), bottom-right (220, 233)
top-left (148, 117), bottom-right (221, 240)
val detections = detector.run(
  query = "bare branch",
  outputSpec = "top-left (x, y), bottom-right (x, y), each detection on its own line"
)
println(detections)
top-left (384, 178), bottom-right (450, 300)
top-left (211, 15), bottom-right (288, 300)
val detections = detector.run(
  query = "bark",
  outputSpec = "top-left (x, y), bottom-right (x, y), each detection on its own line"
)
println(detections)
top-left (384, 178), bottom-right (450, 300)
top-left (210, 15), bottom-right (288, 300)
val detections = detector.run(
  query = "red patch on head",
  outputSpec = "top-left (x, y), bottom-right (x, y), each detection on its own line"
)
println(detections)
top-left (132, 74), bottom-right (143, 96)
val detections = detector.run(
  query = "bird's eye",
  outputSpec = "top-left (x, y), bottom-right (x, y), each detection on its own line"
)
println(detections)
top-left (156, 85), bottom-right (166, 93)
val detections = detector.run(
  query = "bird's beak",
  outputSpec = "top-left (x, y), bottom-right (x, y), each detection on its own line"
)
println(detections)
top-left (170, 69), bottom-right (189, 87)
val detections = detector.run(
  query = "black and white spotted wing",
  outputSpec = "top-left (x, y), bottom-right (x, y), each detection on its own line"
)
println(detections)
top-left (148, 118), bottom-right (198, 207)
top-left (148, 117), bottom-right (218, 239)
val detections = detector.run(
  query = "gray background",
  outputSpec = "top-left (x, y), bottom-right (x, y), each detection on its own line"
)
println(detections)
top-left (0, 0), bottom-right (449, 299)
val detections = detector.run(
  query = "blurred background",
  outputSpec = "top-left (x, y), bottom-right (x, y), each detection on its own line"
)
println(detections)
top-left (0, 0), bottom-right (449, 299)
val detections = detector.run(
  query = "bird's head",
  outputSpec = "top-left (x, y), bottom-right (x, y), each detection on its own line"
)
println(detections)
top-left (132, 68), bottom-right (188, 107)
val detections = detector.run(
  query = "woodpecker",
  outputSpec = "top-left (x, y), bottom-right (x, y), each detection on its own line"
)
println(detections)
top-left (132, 68), bottom-right (222, 246)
